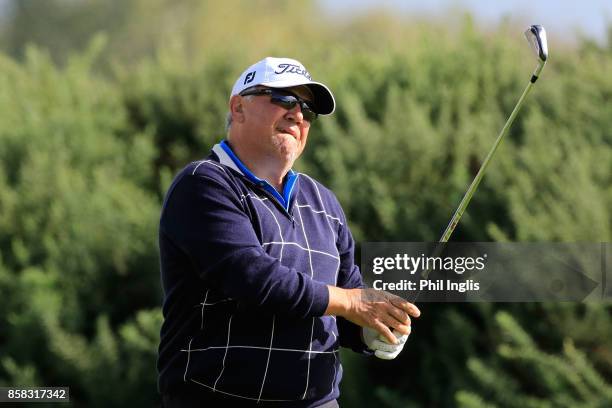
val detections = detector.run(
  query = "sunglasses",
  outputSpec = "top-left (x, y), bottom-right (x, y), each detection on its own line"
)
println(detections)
top-left (239, 88), bottom-right (318, 123)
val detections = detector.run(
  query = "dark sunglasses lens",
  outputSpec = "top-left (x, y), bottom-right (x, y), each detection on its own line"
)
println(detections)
top-left (270, 94), bottom-right (297, 110)
top-left (301, 106), bottom-right (317, 122)
top-left (270, 94), bottom-right (317, 122)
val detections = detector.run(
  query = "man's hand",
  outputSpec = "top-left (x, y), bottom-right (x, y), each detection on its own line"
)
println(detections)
top-left (325, 287), bottom-right (420, 344)
top-left (362, 327), bottom-right (409, 360)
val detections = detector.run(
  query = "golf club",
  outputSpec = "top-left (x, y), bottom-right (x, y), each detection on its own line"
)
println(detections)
top-left (372, 26), bottom-right (549, 343)
top-left (438, 25), bottom-right (548, 243)
top-left (410, 25), bottom-right (549, 298)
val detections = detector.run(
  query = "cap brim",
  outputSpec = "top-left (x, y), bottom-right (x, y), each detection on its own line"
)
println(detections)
top-left (260, 80), bottom-right (336, 115)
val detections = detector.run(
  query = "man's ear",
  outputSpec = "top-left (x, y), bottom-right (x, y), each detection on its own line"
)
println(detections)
top-left (230, 95), bottom-right (245, 122)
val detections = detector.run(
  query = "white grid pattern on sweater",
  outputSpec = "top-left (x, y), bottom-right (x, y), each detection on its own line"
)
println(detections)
top-left (193, 159), bottom-right (226, 175)
top-left (190, 378), bottom-right (293, 402)
top-left (296, 203), bottom-right (315, 400)
top-left (183, 345), bottom-right (339, 354)
top-left (213, 315), bottom-right (233, 390)
top-left (296, 204), bottom-right (343, 226)
top-left (301, 174), bottom-right (342, 285)
top-left (185, 191), bottom-right (285, 400)
top-left (257, 316), bottom-right (275, 402)
top-left (240, 192), bottom-right (284, 402)
top-left (182, 166), bottom-right (343, 402)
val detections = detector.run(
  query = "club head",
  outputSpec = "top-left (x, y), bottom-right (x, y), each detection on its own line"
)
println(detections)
top-left (524, 25), bottom-right (548, 62)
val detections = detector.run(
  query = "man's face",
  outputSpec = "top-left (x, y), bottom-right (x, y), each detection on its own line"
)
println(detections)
top-left (237, 86), bottom-right (314, 164)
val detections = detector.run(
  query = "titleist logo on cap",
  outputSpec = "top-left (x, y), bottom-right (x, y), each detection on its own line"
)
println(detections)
top-left (274, 63), bottom-right (312, 80)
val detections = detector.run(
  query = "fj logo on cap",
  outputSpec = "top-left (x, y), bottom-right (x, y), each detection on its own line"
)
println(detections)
top-left (244, 71), bottom-right (256, 85)
top-left (274, 64), bottom-right (312, 80)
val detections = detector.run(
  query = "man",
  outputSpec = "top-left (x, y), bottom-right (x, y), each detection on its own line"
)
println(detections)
top-left (157, 57), bottom-right (420, 407)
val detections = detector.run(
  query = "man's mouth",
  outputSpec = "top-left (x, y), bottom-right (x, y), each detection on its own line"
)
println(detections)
top-left (277, 128), bottom-right (298, 139)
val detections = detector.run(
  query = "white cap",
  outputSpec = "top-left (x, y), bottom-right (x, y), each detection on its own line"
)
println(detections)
top-left (230, 57), bottom-right (335, 115)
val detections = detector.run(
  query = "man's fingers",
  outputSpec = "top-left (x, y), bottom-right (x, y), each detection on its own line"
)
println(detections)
top-left (387, 305), bottom-right (411, 326)
top-left (369, 327), bottom-right (410, 360)
top-left (389, 296), bottom-right (421, 318)
top-left (408, 303), bottom-right (421, 318)
top-left (380, 314), bottom-right (406, 337)
top-left (378, 327), bottom-right (410, 345)
top-left (373, 321), bottom-right (397, 344)
top-left (392, 323), bottom-right (411, 337)
top-left (396, 329), bottom-right (410, 344)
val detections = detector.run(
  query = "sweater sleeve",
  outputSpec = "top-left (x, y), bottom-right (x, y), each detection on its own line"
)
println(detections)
top-left (334, 206), bottom-right (372, 355)
top-left (160, 173), bottom-right (329, 319)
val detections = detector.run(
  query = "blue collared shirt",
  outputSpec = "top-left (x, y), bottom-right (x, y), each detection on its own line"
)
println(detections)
top-left (220, 140), bottom-right (299, 211)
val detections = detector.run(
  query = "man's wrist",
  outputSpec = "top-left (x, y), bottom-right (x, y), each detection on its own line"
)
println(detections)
top-left (324, 285), bottom-right (351, 316)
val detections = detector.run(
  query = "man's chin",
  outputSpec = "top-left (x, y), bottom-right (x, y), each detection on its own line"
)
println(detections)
top-left (278, 147), bottom-right (298, 164)
top-left (272, 137), bottom-right (300, 159)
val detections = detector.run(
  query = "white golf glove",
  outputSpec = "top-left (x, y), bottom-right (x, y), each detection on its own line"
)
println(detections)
top-left (362, 327), bottom-right (410, 360)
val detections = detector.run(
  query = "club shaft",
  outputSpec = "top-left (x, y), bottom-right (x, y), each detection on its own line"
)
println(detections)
top-left (439, 78), bottom-right (536, 243)
top-left (416, 76), bottom-right (537, 286)
top-left (408, 31), bottom-right (547, 306)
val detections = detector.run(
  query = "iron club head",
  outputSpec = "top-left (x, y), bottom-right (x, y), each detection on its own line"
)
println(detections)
top-left (524, 25), bottom-right (548, 62)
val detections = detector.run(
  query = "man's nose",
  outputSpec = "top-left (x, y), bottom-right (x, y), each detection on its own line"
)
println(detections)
top-left (285, 103), bottom-right (304, 123)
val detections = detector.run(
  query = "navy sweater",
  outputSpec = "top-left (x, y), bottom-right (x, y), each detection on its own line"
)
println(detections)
top-left (157, 142), bottom-right (368, 407)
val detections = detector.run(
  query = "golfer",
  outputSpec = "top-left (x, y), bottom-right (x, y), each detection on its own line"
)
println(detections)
top-left (157, 57), bottom-right (420, 407)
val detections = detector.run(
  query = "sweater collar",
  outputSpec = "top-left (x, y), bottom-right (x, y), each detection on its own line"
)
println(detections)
top-left (212, 140), bottom-right (299, 211)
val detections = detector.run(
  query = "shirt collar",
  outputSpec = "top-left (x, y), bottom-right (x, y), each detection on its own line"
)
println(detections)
top-left (213, 140), bottom-right (299, 211)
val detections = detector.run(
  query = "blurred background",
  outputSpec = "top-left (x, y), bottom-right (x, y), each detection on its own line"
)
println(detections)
top-left (0, 0), bottom-right (610, 406)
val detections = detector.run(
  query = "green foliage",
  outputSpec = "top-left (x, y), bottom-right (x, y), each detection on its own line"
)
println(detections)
top-left (457, 312), bottom-right (612, 408)
top-left (0, 37), bottom-right (161, 406)
top-left (117, 46), bottom-right (234, 195)
top-left (0, 2), bottom-right (610, 407)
